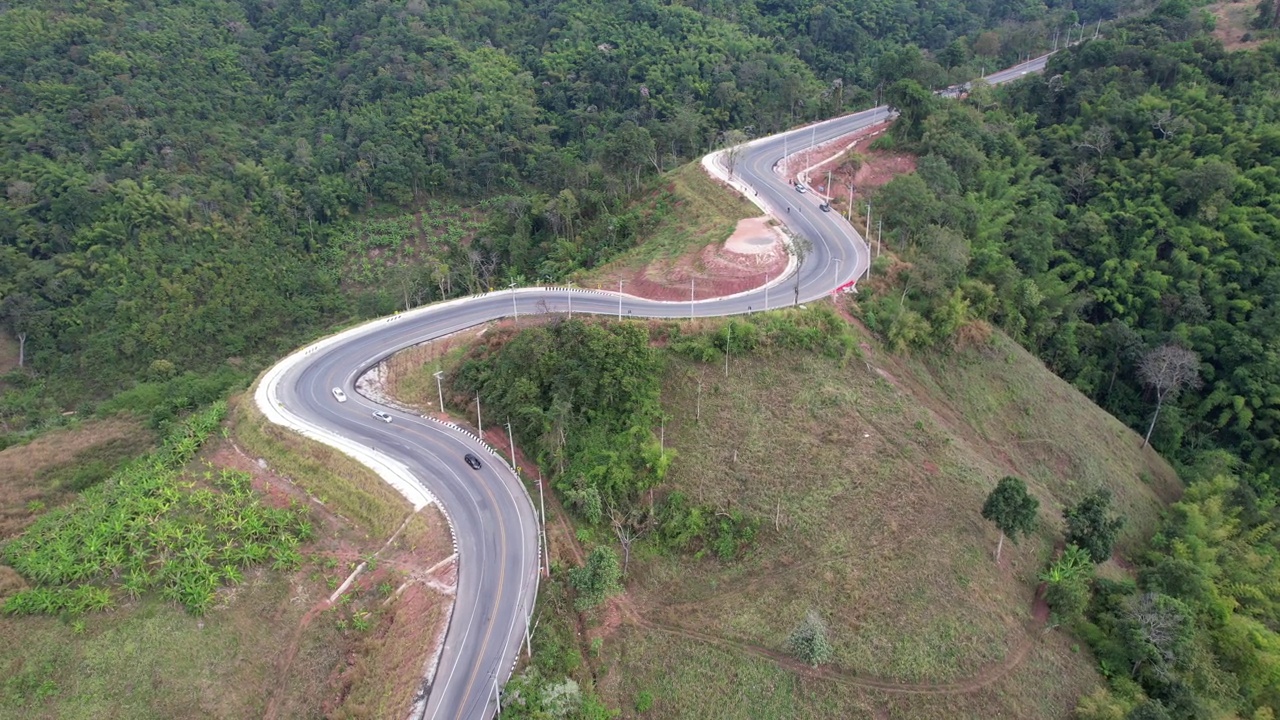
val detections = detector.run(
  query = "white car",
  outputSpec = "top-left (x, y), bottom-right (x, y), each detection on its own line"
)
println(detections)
top-left (332, 387), bottom-right (347, 402)
top-left (794, 182), bottom-right (808, 193)
top-left (372, 411), bottom-right (393, 423)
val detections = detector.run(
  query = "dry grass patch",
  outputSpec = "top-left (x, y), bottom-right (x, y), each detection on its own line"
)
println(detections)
top-left (0, 568), bottom-right (337, 719)
top-left (635, 349), bottom-right (1032, 685)
top-left (333, 506), bottom-right (455, 718)
top-left (893, 332), bottom-right (1182, 556)
top-left (598, 620), bottom-right (1099, 720)
top-left (231, 392), bottom-right (410, 539)
top-left (580, 162), bottom-right (757, 278)
top-left (0, 416), bottom-right (153, 539)
top-left (383, 325), bottom-right (497, 412)
top-left (599, 313), bottom-right (1176, 716)
top-left (1207, 0), bottom-right (1268, 50)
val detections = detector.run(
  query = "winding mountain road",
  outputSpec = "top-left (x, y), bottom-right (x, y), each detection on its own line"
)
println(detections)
top-left (256, 54), bottom-right (1051, 720)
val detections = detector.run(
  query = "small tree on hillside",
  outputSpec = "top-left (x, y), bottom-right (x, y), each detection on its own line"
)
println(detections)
top-left (569, 546), bottom-right (622, 611)
top-left (1137, 344), bottom-right (1201, 448)
top-left (787, 235), bottom-right (813, 306)
top-left (788, 610), bottom-right (833, 667)
top-left (1, 292), bottom-right (43, 368)
top-left (1039, 544), bottom-right (1095, 623)
top-left (1064, 489), bottom-right (1126, 563)
top-left (720, 128), bottom-right (749, 178)
top-left (981, 476), bottom-right (1039, 562)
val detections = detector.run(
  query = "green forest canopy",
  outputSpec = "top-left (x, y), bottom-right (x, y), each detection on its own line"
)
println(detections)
top-left (2, 0), bottom-right (1130, 435)
top-left (868, 9), bottom-right (1280, 483)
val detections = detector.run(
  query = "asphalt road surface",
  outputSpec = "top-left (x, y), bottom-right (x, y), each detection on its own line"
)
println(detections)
top-left (269, 53), bottom-right (1052, 720)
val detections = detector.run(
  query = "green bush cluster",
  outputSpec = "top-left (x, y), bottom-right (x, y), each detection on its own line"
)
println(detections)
top-left (451, 319), bottom-right (667, 519)
top-left (656, 492), bottom-right (759, 561)
top-left (667, 306), bottom-right (859, 366)
top-left (1059, 472), bottom-right (1280, 719)
top-left (568, 546), bottom-right (623, 611)
top-left (452, 318), bottom-right (762, 559)
top-left (788, 610), bottom-right (834, 667)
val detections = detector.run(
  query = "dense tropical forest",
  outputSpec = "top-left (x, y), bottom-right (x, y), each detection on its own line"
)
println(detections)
top-left (864, 6), bottom-right (1280, 717)
top-left (871, 0), bottom-right (1280, 482)
top-left (2, 0), bottom-right (1128, 440)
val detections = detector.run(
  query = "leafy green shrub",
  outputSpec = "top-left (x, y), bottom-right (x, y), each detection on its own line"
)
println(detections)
top-left (655, 492), bottom-right (758, 559)
top-left (711, 511), bottom-right (760, 560)
top-left (1064, 490), bottom-right (1126, 563)
top-left (1039, 545), bottom-right (1094, 627)
top-left (98, 368), bottom-right (247, 429)
top-left (669, 307), bottom-right (859, 365)
top-left (569, 546), bottom-right (622, 612)
top-left (788, 610), bottom-right (833, 667)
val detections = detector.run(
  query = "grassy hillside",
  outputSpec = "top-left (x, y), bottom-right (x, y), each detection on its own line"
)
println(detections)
top-left (584, 311), bottom-right (1178, 718)
top-left (389, 306), bottom-right (1179, 718)
top-left (578, 163), bottom-right (758, 280)
top-left (0, 417), bottom-right (154, 541)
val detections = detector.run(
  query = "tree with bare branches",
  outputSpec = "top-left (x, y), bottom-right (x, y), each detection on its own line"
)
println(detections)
top-left (1150, 108), bottom-right (1189, 140)
top-left (1137, 344), bottom-right (1202, 448)
top-left (1065, 163), bottom-right (1097, 205)
top-left (1075, 125), bottom-right (1113, 157)
top-left (787, 235), bottom-right (813, 306)
top-left (1, 293), bottom-right (43, 368)
top-left (610, 506), bottom-right (648, 575)
top-left (720, 129), bottom-right (749, 179)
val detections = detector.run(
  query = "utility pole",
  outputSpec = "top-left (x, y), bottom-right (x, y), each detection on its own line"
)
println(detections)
top-left (877, 220), bottom-right (882, 260)
top-left (509, 281), bottom-right (518, 321)
top-left (506, 420), bottom-right (516, 470)
top-left (866, 202), bottom-right (873, 246)
top-left (834, 257), bottom-right (841, 289)
top-left (690, 278), bottom-right (695, 319)
top-left (847, 182), bottom-right (854, 222)
top-left (617, 280), bottom-right (623, 319)
top-left (568, 292), bottom-right (572, 319)
top-left (476, 394), bottom-right (482, 436)
top-left (433, 370), bottom-right (445, 413)
top-left (1094, 18), bottom-right (1101, 39)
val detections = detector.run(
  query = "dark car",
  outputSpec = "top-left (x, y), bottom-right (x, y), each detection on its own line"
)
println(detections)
top-left (464, 453), bottom-right (483, 470)
top-left (819, 203), bottom-right (831, 212)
